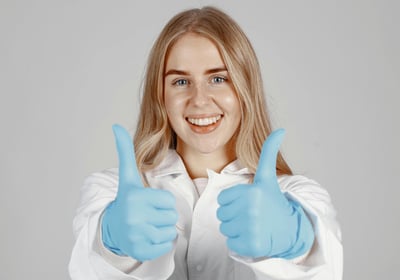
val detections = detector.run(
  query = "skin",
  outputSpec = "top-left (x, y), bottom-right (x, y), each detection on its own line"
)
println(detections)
top-left (164, 33), bottom-right (241, 178)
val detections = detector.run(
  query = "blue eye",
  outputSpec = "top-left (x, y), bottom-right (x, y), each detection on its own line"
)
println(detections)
top-left (173, 79), bottom-right (188, 86)
top-left (211, 76), bottom-right (227, 83)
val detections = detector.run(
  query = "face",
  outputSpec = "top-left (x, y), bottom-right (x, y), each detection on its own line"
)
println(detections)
top-left (164, 33), bottom-right (241, 157)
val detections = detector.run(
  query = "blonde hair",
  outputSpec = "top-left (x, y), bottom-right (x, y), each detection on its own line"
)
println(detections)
top-left (134, 6), bottom-right (292, 176)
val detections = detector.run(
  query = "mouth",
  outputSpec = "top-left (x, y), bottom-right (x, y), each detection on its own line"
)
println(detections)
top-left (186, 115), bottom-right (222, 126)
top-left (185, 114), bottom-right (223, 134)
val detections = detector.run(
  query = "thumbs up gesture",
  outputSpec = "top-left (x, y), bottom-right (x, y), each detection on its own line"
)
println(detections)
top-left (101, 124), bottom-right (178, 262)
top-left (217, 129), bottom-right (314, 259)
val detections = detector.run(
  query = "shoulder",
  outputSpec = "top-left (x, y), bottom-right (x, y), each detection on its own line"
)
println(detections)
top-left (82, 168), bottom-right (119, 191)
top-left (84, 168), bottom-right (119, 184)
top-left (79, 168), bottom-right (119, 202)
top-left (278, 174), bottom-right (332, 207)
top-left (278, 174), bottom-right (322, 191)
top-left (278, 174), bottom-right (338, 220)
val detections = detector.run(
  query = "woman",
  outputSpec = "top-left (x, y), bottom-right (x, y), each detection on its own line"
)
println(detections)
top-left (69, 6), bottom-right (342, 280)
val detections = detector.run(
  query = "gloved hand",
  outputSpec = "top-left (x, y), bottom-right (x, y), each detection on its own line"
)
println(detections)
top-left (217, 129), bottom-right (314, 259)
top-left (102, 124), bottom-right (179, 262)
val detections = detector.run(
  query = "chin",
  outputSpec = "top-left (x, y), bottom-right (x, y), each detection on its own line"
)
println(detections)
top-left (190, 140), bottom-right (227, 155)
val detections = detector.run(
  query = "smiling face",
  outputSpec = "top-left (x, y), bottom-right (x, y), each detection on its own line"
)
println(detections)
top-left (164, 33), bottom-right (241, 159)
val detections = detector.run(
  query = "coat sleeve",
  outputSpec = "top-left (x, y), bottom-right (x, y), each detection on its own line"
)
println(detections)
top-left (68, 169), bottom-right (176, 280)
top-left (231, 175), bottom-right (343, 280)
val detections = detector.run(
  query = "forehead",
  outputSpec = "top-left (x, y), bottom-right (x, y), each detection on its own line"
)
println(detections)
top-left (165, 33), bottom-right (225, 70)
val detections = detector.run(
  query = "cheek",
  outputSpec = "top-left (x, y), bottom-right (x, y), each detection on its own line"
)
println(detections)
top-left (219, 92), bottom-right (241, 116)
top-left (164, 90), bottom-right (174, 113)
top-left (222, 93), bottom-right (241, 131)
top-left (165, 92), bottom-right (179, 115)
top-left (164, 91), bottom-right (188, 124)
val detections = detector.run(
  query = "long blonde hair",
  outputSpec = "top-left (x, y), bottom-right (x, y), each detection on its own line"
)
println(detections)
top-left (134, 6), bottom-right (292, 176)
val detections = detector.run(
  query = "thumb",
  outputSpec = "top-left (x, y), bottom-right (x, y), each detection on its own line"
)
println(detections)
top-left (112, 124), bottom-right (144, 193)
top-left (254, 128), bottom-right (286, 184)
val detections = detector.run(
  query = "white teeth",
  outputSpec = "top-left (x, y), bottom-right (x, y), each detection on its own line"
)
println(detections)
top-left (187, 115), bottom-right (222, 126)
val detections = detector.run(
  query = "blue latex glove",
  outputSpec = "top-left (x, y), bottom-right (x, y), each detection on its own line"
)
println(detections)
top-left (217, 129), bottom-right (314, 259)
top-left (102, 124), bottom-right (178, 262)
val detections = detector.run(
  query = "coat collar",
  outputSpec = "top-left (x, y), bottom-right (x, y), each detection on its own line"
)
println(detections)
top-left (145, 149), bottom-right (253, 179)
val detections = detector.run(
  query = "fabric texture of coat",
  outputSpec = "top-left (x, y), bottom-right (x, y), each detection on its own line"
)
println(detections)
top-left (69, 150), bottom-right (343, 279)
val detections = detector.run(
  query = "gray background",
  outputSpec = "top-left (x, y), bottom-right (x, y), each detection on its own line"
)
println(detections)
top-left (1, 0), bottom-right (398, 279)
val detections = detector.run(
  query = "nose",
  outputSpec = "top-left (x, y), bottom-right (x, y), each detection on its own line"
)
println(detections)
top-left (190, 83), bottom-right (212, 106)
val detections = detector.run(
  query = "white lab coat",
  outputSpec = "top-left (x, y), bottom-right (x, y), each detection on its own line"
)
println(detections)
top-left (69, 150), bottom-right (343, 279)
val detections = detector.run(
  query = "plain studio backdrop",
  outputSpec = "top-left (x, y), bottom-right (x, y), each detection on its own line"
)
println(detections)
top-left (0, 0), bottom-right (398, 279)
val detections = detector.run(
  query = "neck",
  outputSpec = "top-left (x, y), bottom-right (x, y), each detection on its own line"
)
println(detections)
top-left (176, 145), bottom-right (236, 179)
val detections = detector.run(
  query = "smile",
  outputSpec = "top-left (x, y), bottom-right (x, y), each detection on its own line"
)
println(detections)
top-left (187, 115), bottom-right (222, 126)
top-left (185, 114), bottom-right (223, 134)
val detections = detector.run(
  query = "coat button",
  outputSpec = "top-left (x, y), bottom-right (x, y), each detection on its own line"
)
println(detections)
top-left (196, 265), bottom-right (202, 272)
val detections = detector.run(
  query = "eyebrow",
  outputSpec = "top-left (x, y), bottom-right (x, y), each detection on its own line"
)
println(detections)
top-left (164, 67), bottom-right (228, 77)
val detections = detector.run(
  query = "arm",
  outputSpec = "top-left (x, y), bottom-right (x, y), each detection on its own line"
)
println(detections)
top-left (69, 125), bottom-right (178, 280)
top-left (217, 130), bottom-right (342, 279)
top-left (236, 175), bottom-right (342, 280)
top-left (68, 169), bottom-right (177, 280)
